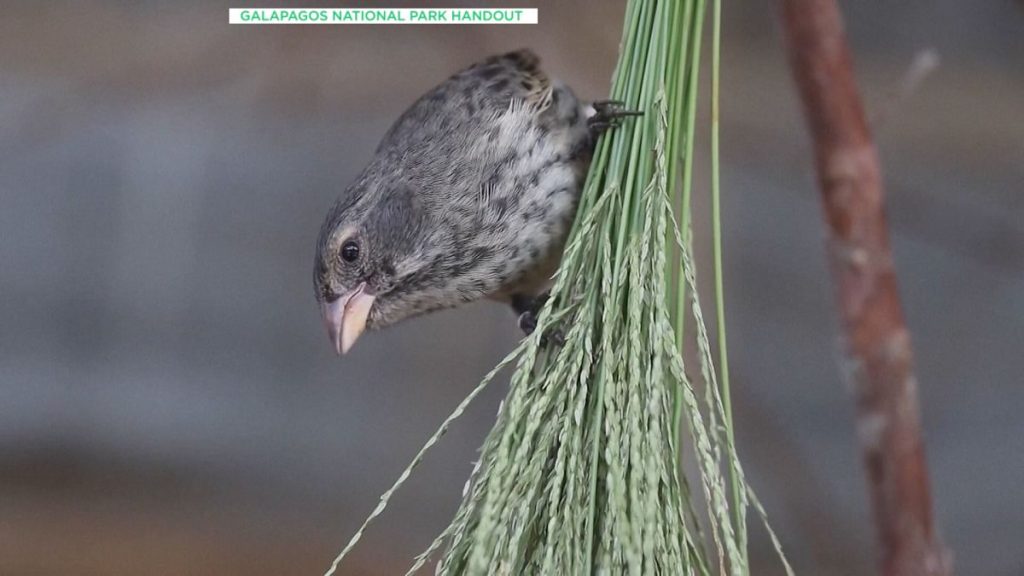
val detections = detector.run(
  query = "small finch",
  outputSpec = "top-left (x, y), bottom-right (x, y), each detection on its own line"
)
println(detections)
top-left (313, 50), bottom-right (637, 354)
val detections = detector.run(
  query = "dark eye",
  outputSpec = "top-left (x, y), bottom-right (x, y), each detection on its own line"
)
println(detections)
top-left (340, 240), bottom-right (360, 263)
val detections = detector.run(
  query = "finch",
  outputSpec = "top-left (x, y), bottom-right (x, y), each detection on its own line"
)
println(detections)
top-left (313, 49), bottom-right (636, 355)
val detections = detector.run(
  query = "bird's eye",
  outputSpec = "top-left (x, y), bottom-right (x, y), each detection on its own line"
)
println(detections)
top-left (340, 240), bottom-right (360, 263)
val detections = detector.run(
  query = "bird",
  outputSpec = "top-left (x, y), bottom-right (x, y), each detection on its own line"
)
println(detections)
top-left (313, 49), bottom-right (638, 355)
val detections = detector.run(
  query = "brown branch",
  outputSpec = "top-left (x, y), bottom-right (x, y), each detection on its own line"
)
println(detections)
top-left (778, 1), bottom-right (952, 575)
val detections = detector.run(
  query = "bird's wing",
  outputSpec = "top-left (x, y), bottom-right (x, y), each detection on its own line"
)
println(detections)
top-left (459, 49), bottom-right (553, 112)
top-left (368, 50), bottom-right (583, 216)
top-left (375, 50), bottom-right (554, 155)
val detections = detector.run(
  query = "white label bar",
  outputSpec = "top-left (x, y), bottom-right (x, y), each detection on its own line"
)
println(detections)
top-left (229, 8), bottom-right (538, 25)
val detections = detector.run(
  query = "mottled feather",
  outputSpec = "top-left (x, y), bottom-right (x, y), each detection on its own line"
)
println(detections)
top-left (315, 50), bottom-right (596, 332)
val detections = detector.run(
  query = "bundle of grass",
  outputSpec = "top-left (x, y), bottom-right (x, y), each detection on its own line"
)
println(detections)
top-left (326, 1), bottom-right (790, 574)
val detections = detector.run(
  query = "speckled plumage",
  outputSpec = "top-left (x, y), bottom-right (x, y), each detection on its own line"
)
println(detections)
top-left (314, 50), bottom-right (599, 344)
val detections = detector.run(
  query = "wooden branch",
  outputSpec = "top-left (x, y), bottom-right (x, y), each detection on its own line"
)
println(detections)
top-left (778, 1), bottom-right (952, 575)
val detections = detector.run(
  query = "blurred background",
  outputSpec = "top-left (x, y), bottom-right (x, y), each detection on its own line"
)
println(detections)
top-left (1, 1), bottom-right (1021, 574)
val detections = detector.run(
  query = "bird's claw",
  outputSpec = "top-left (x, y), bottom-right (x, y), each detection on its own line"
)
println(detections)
top-left (589, 100), bottom-right (643, 134)
top-left (513, 292), bottom-right (565, 348)
top-left (517, 309), bottom-right (538, 335)
top-left (518, 310), bottom-right (565, 348)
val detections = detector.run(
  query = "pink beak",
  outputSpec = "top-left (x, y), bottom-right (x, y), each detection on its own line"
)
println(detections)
top-left (321, 283), bottom-right (376, 355)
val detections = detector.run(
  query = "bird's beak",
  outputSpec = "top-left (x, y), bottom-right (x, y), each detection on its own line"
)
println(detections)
top-left (321, 283), bottom-right (376, 355)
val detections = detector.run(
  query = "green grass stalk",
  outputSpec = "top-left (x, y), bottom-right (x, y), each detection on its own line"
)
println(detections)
top-left (322, 2), bottom-right (791, 574)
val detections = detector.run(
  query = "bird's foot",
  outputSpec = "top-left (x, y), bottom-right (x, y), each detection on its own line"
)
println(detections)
top-left (588, 100), bottom-right (643, 135)
top-left (512, 292), bottom-right (565, 348)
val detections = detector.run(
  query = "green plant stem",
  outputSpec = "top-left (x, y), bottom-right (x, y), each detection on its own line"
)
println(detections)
top-left (325, 2), bottom-right (795, 573)
top-left (584, 3), bottom-right (652, 570)
top-left (668, 0), bottom-right (697, 455)
top-left (709, 0), bottom-right (748, 569)
top-left (673, 0), bottom-right (707, 458)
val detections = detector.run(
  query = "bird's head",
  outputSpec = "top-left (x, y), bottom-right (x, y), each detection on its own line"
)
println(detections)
top-left (313, 180), bottom-right (426, 355)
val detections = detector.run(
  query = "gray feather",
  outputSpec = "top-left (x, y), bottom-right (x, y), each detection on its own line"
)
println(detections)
top-left (315, 50), bottom-right (594, 329)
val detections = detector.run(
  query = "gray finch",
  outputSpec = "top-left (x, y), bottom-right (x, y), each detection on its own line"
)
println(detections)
top-left (313, 50), bottom-right (635, 354)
